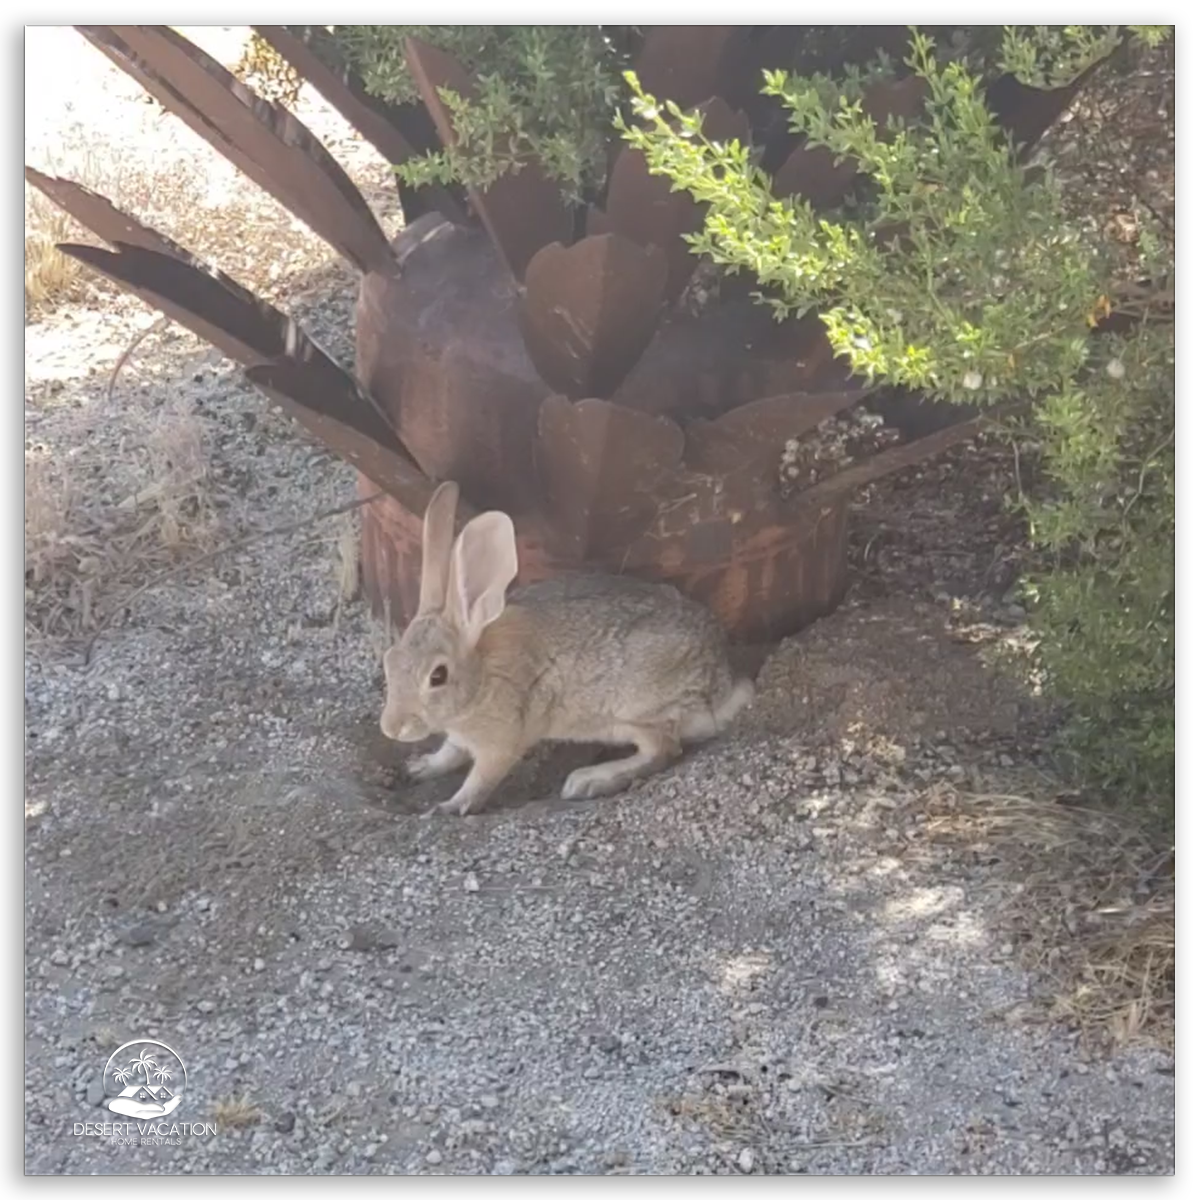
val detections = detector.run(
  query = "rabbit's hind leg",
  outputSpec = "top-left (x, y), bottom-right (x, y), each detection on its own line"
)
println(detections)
top-left (560, 724), bottom-right (682, 801)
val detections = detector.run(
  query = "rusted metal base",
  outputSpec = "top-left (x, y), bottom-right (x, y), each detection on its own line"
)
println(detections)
top-left (358, 477), bottom-right (849, 644)
top-left (355, 219), bottom-right (852, 643)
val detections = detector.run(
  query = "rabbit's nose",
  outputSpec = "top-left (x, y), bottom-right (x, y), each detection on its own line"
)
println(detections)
top-left (379, 708), bottom-right (405, 741)
top-left (380, 707), bottom-right (424, 742)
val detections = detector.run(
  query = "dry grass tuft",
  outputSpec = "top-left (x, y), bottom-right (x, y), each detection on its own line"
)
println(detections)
top-left (25, 190), bottom-right (87, 312)
top-left (212, 1095), bottom-right (261, 1131)
top-left (141, 402), bottom-right (219, 551)
top-left (335, 511), bottom-right (362, 602)
top-left (923, 785), bottom-right (1174, 1050)
top-left (25, 403), bottom-right (219, 641)
top-left (24, 141), bottom-right (118, 315)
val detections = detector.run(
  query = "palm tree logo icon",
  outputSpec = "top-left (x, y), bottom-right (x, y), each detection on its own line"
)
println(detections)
top-left (102, 1040), bottom-right (187, 1118)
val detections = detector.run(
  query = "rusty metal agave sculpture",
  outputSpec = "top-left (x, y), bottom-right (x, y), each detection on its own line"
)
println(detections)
top-left (25, 25), bottom-right (1091, 640)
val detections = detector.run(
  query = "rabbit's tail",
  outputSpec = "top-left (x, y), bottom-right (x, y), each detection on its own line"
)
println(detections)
top-left (682, 676), bottom-right (755, 743)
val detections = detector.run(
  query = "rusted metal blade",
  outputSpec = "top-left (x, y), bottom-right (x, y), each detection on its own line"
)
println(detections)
top-left (862, 75), bottom-right (929, 133)
top-left (357, 218), bottom-right (556, 517)
top-left (772, 143), bottom-right (859, 208)
top-left (592, 98), bottom-right (750, 302)
top-left (402, 36), bottom-right (573, 279)
top-left (794, 413), bottom-right (985, 511)
top-left (25, 166), bottom-right (194, 263)
top-left (632, 26), bottom-right (742, 111)
top-left (242, 362), bottom-right (443, 516)
top-left (56, 241), bottom-right (399, 456)
top-left (250, 25), bottom-right (466, 224)
top-left (685, 388), bottom-right (869, 477)
top-left (610, 300), bottom-right (845, 420)
top-left (987, 66), bottom-right (1099, 160)
top-left (517, 234), bottom-right (668, 399)
top-left (721, 26), bottom-right (806, 123)
top-left (535, 395), bottom-right (686, 559)
top-left (75, 25), bottom-right (393, 276)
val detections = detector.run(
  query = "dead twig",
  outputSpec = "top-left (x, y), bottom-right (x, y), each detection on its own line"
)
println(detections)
top-left (107, 314), bottom-right (172, 405)
top-left (82, 489), bottom-right (384, 664)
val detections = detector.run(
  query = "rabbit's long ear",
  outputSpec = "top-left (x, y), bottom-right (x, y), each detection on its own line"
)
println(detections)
top-left (447, 511), bottom-right (519, 647)
top-left (419, 482), bottom-right (459, 614)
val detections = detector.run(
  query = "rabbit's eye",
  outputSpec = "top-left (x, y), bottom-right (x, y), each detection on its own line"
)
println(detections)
top-left (428, 664), bottom-right (449, 688)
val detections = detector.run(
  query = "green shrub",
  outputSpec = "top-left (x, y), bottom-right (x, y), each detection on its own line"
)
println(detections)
top-left (622, 25), bottom-right (1173, 814)
top-left (1021, 293), bottom-right (1174, 812)
top-left (333, 26), bottom-right (635, 202)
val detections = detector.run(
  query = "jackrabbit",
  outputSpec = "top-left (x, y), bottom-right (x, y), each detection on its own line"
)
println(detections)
top-left (380, 482), bottom-right (754, 816)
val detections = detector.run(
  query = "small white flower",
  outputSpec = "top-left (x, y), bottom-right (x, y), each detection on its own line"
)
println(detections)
top-left (962, 371), bottom-right (983, 391)
top-left (1106, 358), bottom-right (1126, 380)
top-left (784, 438), bottom-right (800, 455)
top-left (887, 308), bottom-right (903, 323)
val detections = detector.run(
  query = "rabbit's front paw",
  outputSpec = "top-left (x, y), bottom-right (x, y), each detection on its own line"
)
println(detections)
top-left (561, 765), bottom-right (626, 801)
top-left (407, 739), bottom-right (470, 781)
top-left (419, 791), bottom-right (473, 819)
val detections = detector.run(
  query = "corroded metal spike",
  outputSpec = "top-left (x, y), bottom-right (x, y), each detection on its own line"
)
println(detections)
top-left (632, 26), bottom-right (742, 111)
top-left (243, 362), bottom-right (444, 517)
top-left (76, 25), bottom-right (393, 276)
top-left (535, 395), bottom-right (686, 560)
top-left (26, 166), bottom-right (195, 264)
top-left (795, 414), bottom-right (985, 511)
top-left (402, 36), bottom-right (573, 279)
top-left (517, 234), bottom-right (669, 399)
top-left (56, 240), bottom-right (398, 452)
top-left (250, 25), bottom-right (466, 224)
top-left (685, 389), bottom-right (869, 477)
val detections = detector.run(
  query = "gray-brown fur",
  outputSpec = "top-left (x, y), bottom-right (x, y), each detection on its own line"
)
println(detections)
top-left (380, 483), bottom-right (754, 816)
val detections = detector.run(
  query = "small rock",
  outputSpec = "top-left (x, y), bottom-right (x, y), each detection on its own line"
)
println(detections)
top-left (344, 923), bottom-right (401, 952)
top-left (121, 922), bottom-right (157, 948)
top-left (426, 1149), bottom-right (443, 1166)
top-left (253, 957), bottom-right (265, 972)
top-left (480, 1094), bottom-right (500, 1110)
top-left (274, 1112), bottom-right (296, 1134)
top-left (463, 874), bottom-right (480, 893)
top-left (737, 1147), bottom-right (755, 1173)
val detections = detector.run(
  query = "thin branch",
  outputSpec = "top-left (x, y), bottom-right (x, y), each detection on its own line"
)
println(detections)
top-left (107, 314), bottom-right (172, 405)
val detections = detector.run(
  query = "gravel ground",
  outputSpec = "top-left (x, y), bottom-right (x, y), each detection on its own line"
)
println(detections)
top-left (23, 27), bottom-right (1174, 1176)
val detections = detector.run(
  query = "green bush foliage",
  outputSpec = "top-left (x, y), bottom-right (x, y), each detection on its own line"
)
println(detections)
top-left (623, 25), bottom-right (1173, 813)
top-left (332, 26), bottom-right (635, 202)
